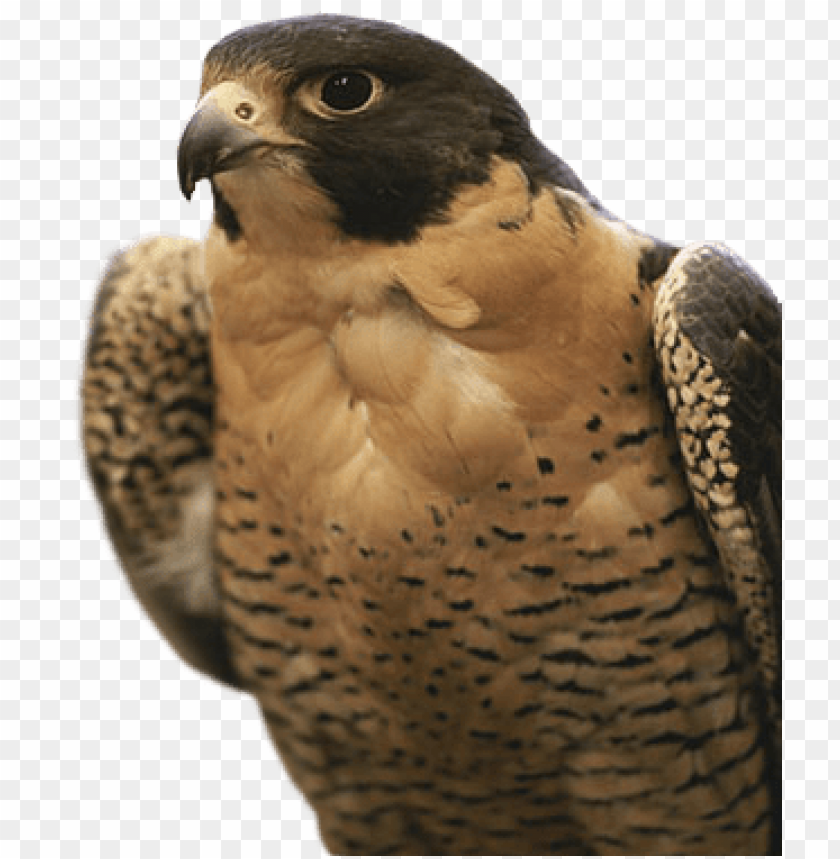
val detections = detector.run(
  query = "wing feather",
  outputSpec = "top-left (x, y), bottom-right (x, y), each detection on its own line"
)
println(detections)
top-left (653, 241), bottom-right (781, 850)
top-left (82, 236), bottom-right (239, 688)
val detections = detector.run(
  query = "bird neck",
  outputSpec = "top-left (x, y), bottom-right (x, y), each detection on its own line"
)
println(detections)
top-left (205, 159), bottom-right (659, 495)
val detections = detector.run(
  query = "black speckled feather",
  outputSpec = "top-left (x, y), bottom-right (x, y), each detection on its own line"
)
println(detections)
top-left (653, 242), bottom-right (782, 853)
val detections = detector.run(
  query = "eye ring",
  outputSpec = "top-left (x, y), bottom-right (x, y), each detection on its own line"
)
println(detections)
top-left (318, 71), bottom-right (381, 115)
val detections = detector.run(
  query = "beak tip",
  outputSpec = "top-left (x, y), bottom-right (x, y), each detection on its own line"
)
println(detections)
top-left (177, 149), bottom-right (196, 200)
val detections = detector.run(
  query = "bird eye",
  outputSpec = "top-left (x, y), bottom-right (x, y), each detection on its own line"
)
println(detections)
top-left (320, 72), bottom-right (376, 113)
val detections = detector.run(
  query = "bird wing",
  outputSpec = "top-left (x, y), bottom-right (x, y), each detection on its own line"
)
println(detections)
top-left (652, 240), bottom-right (781, 838)
top-left (82, 236), bottom-right (239, 688)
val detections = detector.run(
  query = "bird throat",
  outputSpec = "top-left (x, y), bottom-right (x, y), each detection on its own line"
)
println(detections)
top-left (206, 159), bottom-right (659, 505)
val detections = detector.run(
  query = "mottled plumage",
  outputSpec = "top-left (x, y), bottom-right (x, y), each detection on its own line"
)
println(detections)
top-left (82, 15), bottom-right (781, 855)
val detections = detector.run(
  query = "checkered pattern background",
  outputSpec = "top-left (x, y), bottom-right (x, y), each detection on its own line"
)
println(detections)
top-left (0, 1), bottom-right (831, 856)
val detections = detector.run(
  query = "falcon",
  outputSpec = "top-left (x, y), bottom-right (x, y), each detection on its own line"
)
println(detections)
top-left (82, 14), bottom-right (782, 855)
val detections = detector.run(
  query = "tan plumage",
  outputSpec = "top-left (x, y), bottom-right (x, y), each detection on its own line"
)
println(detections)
top-left (82, 15), bottom-right (781, 855)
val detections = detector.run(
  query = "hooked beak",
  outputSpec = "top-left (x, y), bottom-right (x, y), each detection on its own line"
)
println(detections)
top-left (177, 101), bottom-right (268, 200)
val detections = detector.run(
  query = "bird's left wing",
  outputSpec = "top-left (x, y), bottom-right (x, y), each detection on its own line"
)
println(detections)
top-left (652, 240), bottom-right (781, 838)
top-left (82, 236), bottom-right (240, 688)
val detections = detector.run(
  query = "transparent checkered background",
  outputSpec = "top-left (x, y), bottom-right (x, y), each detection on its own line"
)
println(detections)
top-left (0, 0), bottom-right (832, 856)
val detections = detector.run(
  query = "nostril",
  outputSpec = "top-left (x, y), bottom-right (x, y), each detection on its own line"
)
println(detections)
top-left (235, 102), bottom-right (254, 121)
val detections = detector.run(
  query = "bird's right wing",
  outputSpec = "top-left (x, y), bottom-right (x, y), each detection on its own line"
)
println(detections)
top-left (82, 237), bottom-right (239, 688)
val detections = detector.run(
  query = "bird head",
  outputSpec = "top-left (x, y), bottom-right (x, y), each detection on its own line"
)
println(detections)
top-left (177, 14), bottom-right (592, 245)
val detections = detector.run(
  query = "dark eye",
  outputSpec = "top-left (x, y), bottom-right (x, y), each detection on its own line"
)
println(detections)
top-left (321, 72), bottom-right (375, 112)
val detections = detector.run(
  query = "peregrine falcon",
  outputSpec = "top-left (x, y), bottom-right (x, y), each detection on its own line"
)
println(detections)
top-left (82, 15), bottom-right (782, 856)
